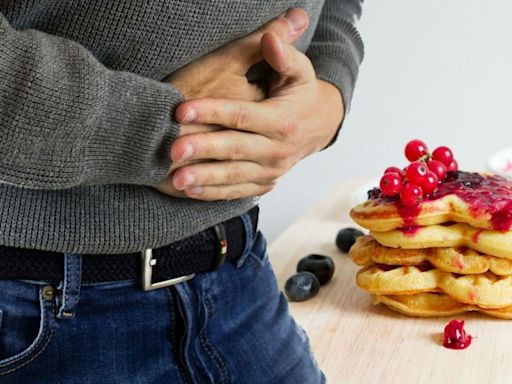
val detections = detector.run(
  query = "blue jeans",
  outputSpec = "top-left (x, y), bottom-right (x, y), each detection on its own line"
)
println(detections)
top-left (0, 212), bottom-right (325, 383)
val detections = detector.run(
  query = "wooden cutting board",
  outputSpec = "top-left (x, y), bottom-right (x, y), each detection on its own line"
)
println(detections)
top-left (268, 180), bottom-right (512, 384)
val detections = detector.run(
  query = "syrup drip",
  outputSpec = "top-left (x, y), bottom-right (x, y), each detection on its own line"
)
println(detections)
top-left (399, 226), bottom-right (421, 237)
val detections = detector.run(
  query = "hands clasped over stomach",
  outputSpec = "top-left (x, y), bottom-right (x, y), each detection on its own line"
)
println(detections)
top-left (156, 8), bottom-right (344, 201)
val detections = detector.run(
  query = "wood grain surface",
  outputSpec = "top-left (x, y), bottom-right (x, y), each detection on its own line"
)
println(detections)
top-left (268, 180), bottom-right (512, 384)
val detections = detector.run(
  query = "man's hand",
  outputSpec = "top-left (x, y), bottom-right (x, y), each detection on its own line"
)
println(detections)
top-left (155, 8), bottom-right (309, 198)
top-left (165, 8), bottom-right (308, 103)
top-left (158, 32), bottom-right (344, 201)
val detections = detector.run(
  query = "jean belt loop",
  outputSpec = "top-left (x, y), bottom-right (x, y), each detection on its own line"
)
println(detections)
top-left (57, 252), bottom-right (82, 319)
top-left (236, 212), bottom-right (255, 268)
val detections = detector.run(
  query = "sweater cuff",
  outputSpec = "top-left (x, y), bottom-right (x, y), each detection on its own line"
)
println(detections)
top-left (84, 70), bottom-right (184, 187)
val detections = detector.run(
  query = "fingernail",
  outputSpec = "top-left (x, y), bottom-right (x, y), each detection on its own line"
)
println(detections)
top-left (183, 173), bottom-right (196, 187)
top-left (182, 107), bottom-right (197, 123)
top-left (284, 9), bottom-right (306, 32)
top-left (188, 187), bottom-right (203, 195)
top-left (180, 144), bottom-right (194, 161)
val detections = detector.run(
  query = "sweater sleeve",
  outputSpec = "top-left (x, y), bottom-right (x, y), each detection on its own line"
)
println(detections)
top-left (0, 13), bottom-right (184, 190)
top-left (306, 0), bottom-right (365, 149)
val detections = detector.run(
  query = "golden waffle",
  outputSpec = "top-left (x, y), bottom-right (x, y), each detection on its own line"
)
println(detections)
top-left (372, 293), bottom-right (512, 319)
top-left (351, 193), bottom-right (490, 232)
top-left (370, 223), bottom-right (512, 260)
top-left (357, 265), bottom-right (512, 308)
top-left (349, 236), bottom-right (512, 275)
top-left (356, 265), bottom-right (440, 295)
top-left (350, 172), bottom-right (512, 232)
top-left (441, 272), bottom-right (512, 309)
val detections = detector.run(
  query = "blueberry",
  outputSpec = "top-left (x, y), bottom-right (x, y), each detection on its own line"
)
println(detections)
top-left (336, 227), bottom-right (364, 253)
top-left (284, 272), bottom-right (320, 302)
top-left (297, 254), bottom-right (335, 285)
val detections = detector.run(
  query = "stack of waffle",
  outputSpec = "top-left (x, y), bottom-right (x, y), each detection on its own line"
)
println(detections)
top-left (349, 171), bottom-right (512, 319)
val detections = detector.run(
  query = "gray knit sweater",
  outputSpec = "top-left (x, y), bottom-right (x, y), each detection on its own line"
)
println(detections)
top-left (0, 1), bottom-right (364, 254)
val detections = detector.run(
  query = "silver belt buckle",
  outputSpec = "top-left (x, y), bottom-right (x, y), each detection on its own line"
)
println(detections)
top-left (141, 249), bottom-right (195, 291)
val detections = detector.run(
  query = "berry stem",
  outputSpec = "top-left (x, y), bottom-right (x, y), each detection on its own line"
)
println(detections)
top-left (418, 153), bottom-right (431, 163)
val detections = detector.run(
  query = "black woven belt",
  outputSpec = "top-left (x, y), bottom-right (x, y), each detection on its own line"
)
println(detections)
top-left (0, 206), bottom-right (259, 290)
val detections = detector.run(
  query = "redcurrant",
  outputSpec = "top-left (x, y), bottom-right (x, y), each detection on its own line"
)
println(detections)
top-left (432, 146), bottom-right (454, 167)
top-left (384, 166), bottom-right (403, 175)
top-left (428, 159), bottom-right (448, 181)
top-left (400, 183), bottom-right (423, 206)
top-left (420, 171), bottom-right (439, 195)
top-left (405, 140), bottom-right (429, 161)
top-left (406, 161), bottom-right (428, 185)
top-left (380, 173), bottom-right (402, 196)
top-left (447, 159), bottom-right (458, 172)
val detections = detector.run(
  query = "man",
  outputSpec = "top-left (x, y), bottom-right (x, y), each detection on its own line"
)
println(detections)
top-left (0, 1), bottom-right (363, 382)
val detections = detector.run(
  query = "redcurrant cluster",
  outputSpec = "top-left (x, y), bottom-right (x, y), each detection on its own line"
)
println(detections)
top-left (379, 140), bottom-right (458, 207)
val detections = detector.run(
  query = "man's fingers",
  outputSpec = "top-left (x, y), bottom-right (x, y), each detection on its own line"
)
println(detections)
top-left (175, 98), bottom-right (281, 137)
top-left (172, 160), bottom-right (276, 190)
top-left (184, 183), bottom-right (276, 202)
top-left (225, 8), bottom-right (309, 73)
top-left (170, 129), bottom-right (275, 163)
top-left (260, 32), bottom-right (316, 83)
top-left (155, 176), bottom-right (189, 198)
top-left (178, 124), bottom-right (223, 136)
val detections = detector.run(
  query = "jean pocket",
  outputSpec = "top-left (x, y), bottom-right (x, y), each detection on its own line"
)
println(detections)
top-left (0, 284), bottom-right (54, 377)
top-left (237, 230), bottom-right (269, 269)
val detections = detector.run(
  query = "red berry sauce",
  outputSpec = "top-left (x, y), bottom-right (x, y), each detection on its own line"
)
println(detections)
top-left (399, 225), bottom-right (421, 237)
top-left (471, 229), bottom-right (483, 244)
top-left (368, 171), bottom-right (512, 231)
top-left (443, 320), bottom-right (472, 350)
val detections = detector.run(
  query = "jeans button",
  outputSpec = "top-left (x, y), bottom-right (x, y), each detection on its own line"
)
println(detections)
top-left (43, 285), bottom-right (55, 301)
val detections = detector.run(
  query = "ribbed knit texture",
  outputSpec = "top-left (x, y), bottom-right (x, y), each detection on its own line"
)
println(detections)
top-left (0, 0), bottom-right (364, 254)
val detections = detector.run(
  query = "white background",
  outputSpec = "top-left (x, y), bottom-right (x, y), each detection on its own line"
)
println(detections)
top-left (259, 1), bottom-right (512, 241)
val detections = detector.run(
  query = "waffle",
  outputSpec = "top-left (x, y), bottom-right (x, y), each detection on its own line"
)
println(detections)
top-left (350, 172), bottom-right (512, 233)
top-left (372, 293), bottom-right (512, 319)
top-left (357, 265), bottom-right (512, 308)
top-left (351, 193), bottom-right (491, 232)
top-left (370, 223), bottom-right (512, 260)
top-left (349, 171), bottom-right (512, 318)
top-left (356, 265), bottom-right (440, 295)
top-left (349, 236), bottom-right (512, 275)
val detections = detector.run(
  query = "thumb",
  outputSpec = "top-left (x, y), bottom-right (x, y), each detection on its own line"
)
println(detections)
top-left (223, 8), bottom-right (309, 73)
top-left (260, 31), bottom-right (316, 83)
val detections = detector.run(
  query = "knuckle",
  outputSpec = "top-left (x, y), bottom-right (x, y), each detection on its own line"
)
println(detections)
top-left (267, 183), bottom-right (277, 192)
top-left (226, 139), bottom-right (244, 160)
top-left (232, 105), bottom-right (251, 130)
top-left (267, 168), bottom-right (283, 182)
top-left (270, 147), bottom-right (291, 165)
top-left (225, 187), bottom-right (242, 201)
top-left (267, 17), bottom-right (289, 37)
top-left (279, 117), bottom-right (298, 139)
top-left (260, 184), bottom-right (276, 196)
top-left (226, 163), bottom-right (242, 184)
top-left (208, 103), bottom-right (223, 124)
